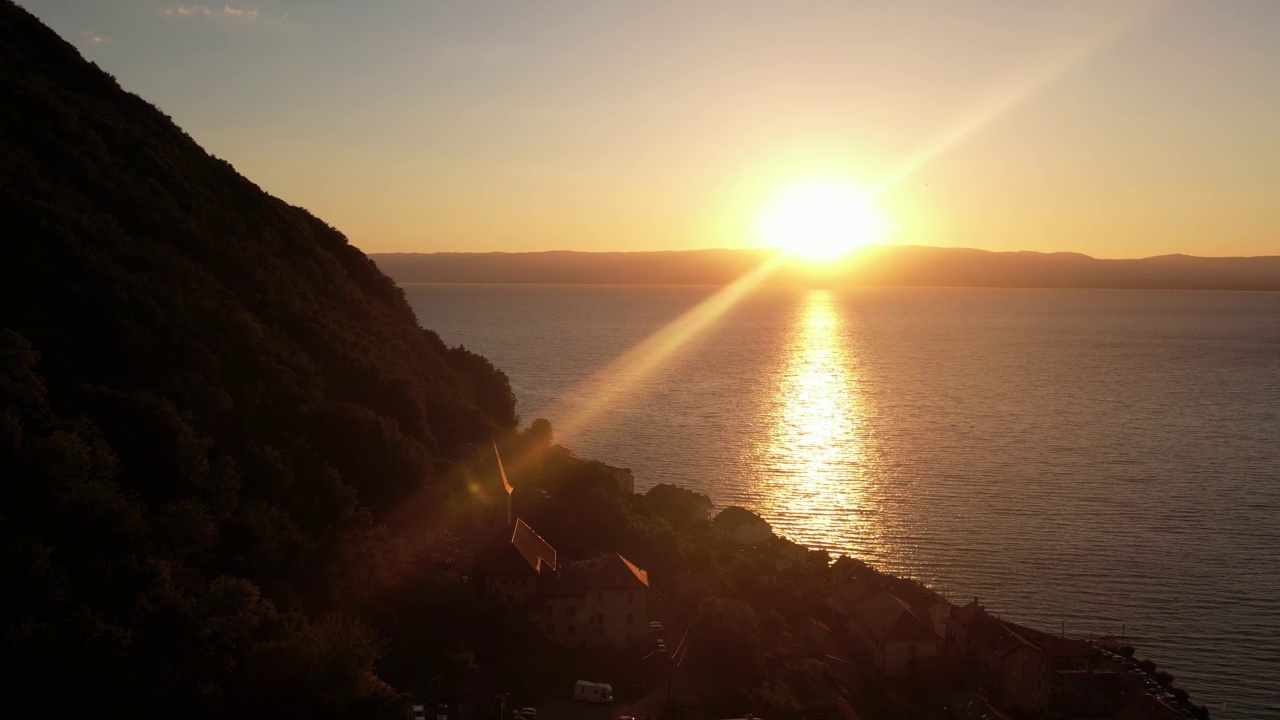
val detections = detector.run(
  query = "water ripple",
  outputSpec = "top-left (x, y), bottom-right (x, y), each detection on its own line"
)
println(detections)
top-left (407, 284), bottom-right (1280, 719)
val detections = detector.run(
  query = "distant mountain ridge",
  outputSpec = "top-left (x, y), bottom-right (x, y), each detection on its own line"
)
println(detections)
top-left (371, 247), bottom-right (1280, 290)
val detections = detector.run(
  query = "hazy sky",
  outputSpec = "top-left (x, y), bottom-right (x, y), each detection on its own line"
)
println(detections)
top-left (23, 1), bottom-right (1280, 258)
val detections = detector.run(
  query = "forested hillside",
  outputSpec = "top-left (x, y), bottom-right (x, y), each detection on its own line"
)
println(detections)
top-left (0, 2), bottom-right (514, 715)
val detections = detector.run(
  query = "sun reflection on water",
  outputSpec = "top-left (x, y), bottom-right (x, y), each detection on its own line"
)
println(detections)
top-left (753, 290), bottom-right (888, 560)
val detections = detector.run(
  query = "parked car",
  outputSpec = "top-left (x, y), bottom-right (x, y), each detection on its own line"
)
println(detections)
top-left (574, 681), bottom-right (613, 703)
top-left (648, 621), bottom-right (664, 634)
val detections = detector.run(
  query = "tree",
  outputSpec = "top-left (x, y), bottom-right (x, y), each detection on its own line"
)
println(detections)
top-left (690, 597), bottom-right (765, 685)
top-left (645, 483), bottom-right (713, 530)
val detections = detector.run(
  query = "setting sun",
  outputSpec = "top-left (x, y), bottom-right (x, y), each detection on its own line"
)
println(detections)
top-left (757, 181), bottom-right (886, 261)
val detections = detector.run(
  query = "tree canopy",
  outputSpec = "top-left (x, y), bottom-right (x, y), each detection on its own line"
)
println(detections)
top-left (0, 2), bottom-right (515, 715)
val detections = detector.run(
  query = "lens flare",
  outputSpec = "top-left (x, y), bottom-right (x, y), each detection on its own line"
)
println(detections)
top-left (548, 253), bottom-right (786, 442)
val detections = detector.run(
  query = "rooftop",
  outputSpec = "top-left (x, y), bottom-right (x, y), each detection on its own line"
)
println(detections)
top-left (511, 518), bottom-right (556, 574)
top-left (471, 440), bottom-right (513, 498)
top-left (853, 592), bottom-right (940, 643)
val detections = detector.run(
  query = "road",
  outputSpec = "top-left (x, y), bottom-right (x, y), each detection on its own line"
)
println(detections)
top-left (526, 590), bottom-right (694, 720)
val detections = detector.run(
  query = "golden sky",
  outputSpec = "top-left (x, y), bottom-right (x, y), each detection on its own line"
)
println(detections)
top-left (28, 0), bottom-right (1280, 258)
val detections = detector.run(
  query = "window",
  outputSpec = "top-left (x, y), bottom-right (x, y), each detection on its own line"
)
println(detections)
top-left (568, 626), bottom-right (576, 636)
top-left (626, 614), bottom-right (633, 623)
top-left (597, 593), bottom-right (603, 602)
top-left (908, 644), bottom-right (917, 657)
top-left (627, 592), bottom-right (634, 602)
top-left (546, 606), bottom-right (553, 616)
top-left (598, 613), bottom-right (604, 624)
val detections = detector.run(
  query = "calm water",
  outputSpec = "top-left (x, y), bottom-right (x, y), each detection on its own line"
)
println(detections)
top-left (406, 283), bottom-right (1280, 718)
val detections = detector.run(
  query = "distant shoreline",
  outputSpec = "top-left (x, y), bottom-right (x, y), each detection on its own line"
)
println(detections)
top-left (371, 247), bottom-right (1280, 291)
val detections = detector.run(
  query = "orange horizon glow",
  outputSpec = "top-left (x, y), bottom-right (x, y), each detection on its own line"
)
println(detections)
top-left (46, 0), bottom-right (1280, 260)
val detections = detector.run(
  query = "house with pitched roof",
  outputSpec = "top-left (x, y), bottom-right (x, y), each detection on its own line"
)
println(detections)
top-left (847, 591), bottom-right (941, 676)
top-left (976, 620), bottom-right (1048, 715)
top-left (825, 579), bottom-right (875, 633)
top-left (948, 600), bottom-right (1050, 715)
top-left (473, 515), bottom-right (651, 648)
top-left (473, 518), bottom-right (556, 619)
top-left (713, 506), bottom-right (774, 546)
top-left (531, 553), bottom-right (650, 648)
top-left (602, 463), bottom-right (635, 494)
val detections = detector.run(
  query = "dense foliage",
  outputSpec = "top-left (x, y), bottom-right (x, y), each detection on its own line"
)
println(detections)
top-left (0, 3), bottom-right (515, 715)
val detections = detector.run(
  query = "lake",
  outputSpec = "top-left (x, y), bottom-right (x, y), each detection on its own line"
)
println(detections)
top-left (405, 283), bottom-right (1280, 718)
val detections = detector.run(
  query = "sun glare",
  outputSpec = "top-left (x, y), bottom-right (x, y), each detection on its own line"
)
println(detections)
top-left (758, 181), bottom-right (885, 261)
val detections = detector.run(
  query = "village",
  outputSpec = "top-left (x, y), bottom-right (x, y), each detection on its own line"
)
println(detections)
top-left (418, 437), bottom-right (1210, 720)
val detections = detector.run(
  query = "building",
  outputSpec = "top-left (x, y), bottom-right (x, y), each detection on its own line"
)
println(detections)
top-left (473, 516), bottom-right (651, 649)
top-left (713, 506), bottom-right (775, 546)
top-left (972, 617), bottom-right (1049, 715)
top-left (847, 591), bottom-right (941, 676)
top-left (473, 518), bottom-right (556, 619)
top-left (1041, 638), bottom-right (1100, 672)
top-left (825, 580), bottom-right (875, 633)
top-left (946, 598), bottom-right (986, 658)
top-left (602, 464), bottom-right (635, 494)
top-left (1048, 669), bottom-right (1131, 718)
top-left (532, 553), bottom-right (650, 648)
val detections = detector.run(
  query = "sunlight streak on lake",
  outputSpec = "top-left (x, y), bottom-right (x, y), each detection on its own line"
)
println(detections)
top-left (753, 290), bottom-right (888, 560)
top-left (409, 284), bottom-right (1280, 717)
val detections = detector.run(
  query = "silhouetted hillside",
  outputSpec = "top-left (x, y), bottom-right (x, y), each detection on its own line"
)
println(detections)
top-left (0, 2), bottom-right (514, 716)
top-left (373, 247), bottom-right (1280, 290)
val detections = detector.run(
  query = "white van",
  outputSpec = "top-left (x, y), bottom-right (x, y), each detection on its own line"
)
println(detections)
top-left (573, 680), bottom-right (613, 703)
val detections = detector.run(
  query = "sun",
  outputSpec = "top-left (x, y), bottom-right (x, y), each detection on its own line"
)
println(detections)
top-left (757, 181), bottom-right (885, 261)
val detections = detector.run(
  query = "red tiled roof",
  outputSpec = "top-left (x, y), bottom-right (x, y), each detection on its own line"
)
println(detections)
top-left (532, 553), bottom-right (650, 599)
top-left (472, 440), bottom-right (513, 498)
top-left (589, 553), bottom-right (648, 590)
top-left (492, 439), bottom-right (513, 495)
top-left (511, 518), bottom-right (556, 573)
top-left (473, 518), bottom-right (556, 577)
top-left (614, 554), bottom-right (649, 589)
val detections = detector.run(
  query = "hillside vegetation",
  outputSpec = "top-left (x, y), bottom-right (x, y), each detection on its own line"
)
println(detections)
top-left (0, 2), bottom-right (514, 715)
